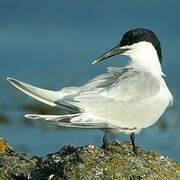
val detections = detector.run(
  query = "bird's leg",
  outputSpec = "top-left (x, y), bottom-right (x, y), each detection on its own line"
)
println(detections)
top-left (130, 132), bottom-right (137, 154)
top-left (102, 130), bottom-right (108, 149)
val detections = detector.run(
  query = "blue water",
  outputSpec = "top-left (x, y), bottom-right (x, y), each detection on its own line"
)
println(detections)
top-left (0, 0), bottom-right (179, 160)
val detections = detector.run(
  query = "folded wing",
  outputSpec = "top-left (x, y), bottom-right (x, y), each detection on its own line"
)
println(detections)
top-left (7, 67), bottom-right (162, 130)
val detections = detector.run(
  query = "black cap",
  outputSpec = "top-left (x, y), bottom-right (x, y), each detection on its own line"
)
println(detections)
top-left (119, 28), bottom-right (162, 63)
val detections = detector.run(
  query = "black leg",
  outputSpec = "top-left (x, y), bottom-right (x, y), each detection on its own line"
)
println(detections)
top-left (130, 132), bottom-right (137, 154)
top-left (102, 130), bottom-right (108, 149)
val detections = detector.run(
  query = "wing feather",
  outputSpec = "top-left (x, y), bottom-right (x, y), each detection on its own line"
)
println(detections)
top-left (7, 67), bottom-right (164, 130)
top-left (72, 68), bottom-right (161, 129)
top-left (75, 67), bottom-right (160, 102)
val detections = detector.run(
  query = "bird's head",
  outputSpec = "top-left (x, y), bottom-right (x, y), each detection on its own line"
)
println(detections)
top-left (92, 28), bottom-right (162, 66)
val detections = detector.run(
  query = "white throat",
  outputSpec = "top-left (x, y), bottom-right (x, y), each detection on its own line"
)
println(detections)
top-left (124, 42), bottom-right (163, 76)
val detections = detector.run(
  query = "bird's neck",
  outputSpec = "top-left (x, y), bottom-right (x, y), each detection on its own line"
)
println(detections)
top-left (126, 43), bottom-right (164, 77)
top-left (128, 56), bottom-right (163, 76)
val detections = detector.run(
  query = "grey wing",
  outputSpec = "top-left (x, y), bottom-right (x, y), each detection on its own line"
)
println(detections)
top-left (82, 67), bottom-right (130, 90)
top-left (55, 67), bottom-right (130, 102)
top-left (8, 67), bottom-right (161, 129)
top-left (71, 67), bottom-right (161, 129)
top-left (75, 66), bottom-right (160, 101)
top-left (103, 68), bottom-right (160, 101)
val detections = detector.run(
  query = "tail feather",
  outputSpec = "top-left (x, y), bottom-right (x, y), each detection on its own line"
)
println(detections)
top-left (7, 77), bottom-right (81, 113)
top-left (25, 113), bottom-right (108, 129)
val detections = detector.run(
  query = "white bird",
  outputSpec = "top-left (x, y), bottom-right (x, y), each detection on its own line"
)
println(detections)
top-left (7, 28), bottom-right (173, 153)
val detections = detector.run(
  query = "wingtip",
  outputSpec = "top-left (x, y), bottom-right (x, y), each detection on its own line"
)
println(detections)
top-left (6, 77), bottom-right (18, 85)
top-left (6, 77), bottom-right (14, 84)
top-left (25, 114), bottom-right (38, 120)
top-left (25, 114), bottom-right (31, 119)
top-left (6, 77), bottom-right (12, 81)
top-left (91, 60), bottom-right (98, 65)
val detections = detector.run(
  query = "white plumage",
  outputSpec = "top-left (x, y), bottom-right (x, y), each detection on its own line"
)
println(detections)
top-left (7, 28), bottom-right (173, 152)
top-left (7, 43), bottom-right (173, 134)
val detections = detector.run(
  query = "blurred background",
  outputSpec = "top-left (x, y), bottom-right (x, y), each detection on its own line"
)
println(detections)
top-left (0, 0), bottom-right (179, 160)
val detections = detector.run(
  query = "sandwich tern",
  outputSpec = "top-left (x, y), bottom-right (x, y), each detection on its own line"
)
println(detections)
top-left (7, 28), bottom-right (173, 153)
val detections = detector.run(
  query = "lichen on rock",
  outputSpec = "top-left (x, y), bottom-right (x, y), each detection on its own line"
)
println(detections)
top-left (0, 138), bottom-right (179, 179)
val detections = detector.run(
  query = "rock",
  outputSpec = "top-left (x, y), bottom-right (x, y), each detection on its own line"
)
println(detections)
top-left (0, 138), bottom-right (37, 180)
top-left (0, 138), bottom-right (13, 153)
top-left (0, 138), bottom-right (179, 179)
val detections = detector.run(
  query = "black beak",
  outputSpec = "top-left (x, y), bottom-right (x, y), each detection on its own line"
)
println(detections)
top-left (92, 46), bottom-right (130, 64)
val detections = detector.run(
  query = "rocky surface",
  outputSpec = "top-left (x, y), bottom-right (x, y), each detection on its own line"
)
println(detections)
top-left (0, 137), bottom-right (179, 180)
